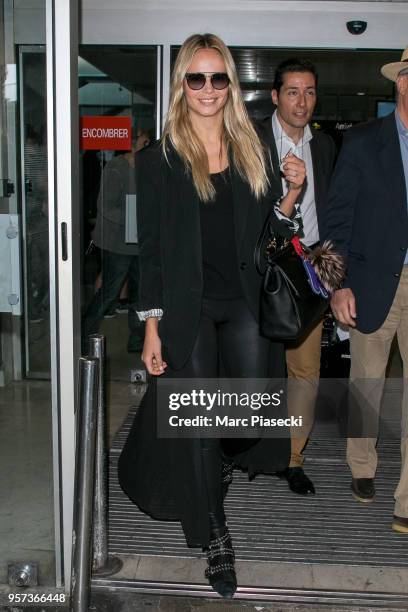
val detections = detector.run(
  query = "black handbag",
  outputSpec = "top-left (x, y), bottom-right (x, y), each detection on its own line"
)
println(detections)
top-left (255, 213), bottom-right (344, 342)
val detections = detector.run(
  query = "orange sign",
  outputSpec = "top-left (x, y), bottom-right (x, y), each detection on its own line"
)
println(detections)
top-left (80, 116), bottom-right (132, 150)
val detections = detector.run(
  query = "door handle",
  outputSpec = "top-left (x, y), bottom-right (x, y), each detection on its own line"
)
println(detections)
top-left (61, 222), bottom-right (68, 261)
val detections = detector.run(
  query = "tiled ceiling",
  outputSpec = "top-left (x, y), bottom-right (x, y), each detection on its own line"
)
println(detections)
top-left (169, 46), bottom-right (400, 96)
top-left (228, 47), bottom-right (401, 120)
top-left (230, 47), bottom-right (401, 94)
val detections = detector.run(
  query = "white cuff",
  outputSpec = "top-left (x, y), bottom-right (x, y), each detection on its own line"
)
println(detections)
top-left (137, 308), bottom-right (163, 321)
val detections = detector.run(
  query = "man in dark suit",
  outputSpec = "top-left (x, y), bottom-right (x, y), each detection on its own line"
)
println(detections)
top-left (323, 48), bottom-right (408, 533)
top-left (257, 58), bottom-right (336, 495)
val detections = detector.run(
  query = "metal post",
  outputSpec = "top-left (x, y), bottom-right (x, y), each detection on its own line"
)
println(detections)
top-left (89, 334), bottom-right (122, 577)
top-left (71, 357), bottom-right (99, 612)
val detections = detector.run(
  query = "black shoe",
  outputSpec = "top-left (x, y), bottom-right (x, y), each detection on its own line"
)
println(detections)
top-left (278, 467), bottom-right (315, 495)
top-left (29, 316), bottom-right (44, 324)
top-left (103, 305), bottom-right (117, 319)
top-left (205, 526), bottom-right (237, 599)
top-left (115, 298), bottom-right (129, 314)
top-left (392, 515), bottom-right (408, 533)
top-left (221, 460), bottom-right (234, 499)
top-left (351, 478), bottom-right (375, 503)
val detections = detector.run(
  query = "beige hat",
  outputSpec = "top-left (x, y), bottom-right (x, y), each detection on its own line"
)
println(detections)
top-left (381, 47), bottom-right (408, 82)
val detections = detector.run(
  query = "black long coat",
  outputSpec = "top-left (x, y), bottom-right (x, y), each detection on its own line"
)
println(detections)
top-left (118, 142), bottom-right (290, 548)
top-left (135, 141), bottom-right (289, 370)
top-left (322, 112), bottom-right (408, 333)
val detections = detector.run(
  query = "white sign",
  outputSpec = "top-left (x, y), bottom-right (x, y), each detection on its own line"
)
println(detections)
top-left (125, 194), bottom-right (137, 243)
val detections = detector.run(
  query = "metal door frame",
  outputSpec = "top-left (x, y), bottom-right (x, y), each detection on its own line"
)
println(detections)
top-left (45, 0), bottom-right (79, 589)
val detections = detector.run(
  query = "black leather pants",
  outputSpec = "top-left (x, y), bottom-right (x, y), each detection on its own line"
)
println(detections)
top-left (188, 297), bottom-right (270, 379)
top-left (186, 297), bottom-right (271, 531)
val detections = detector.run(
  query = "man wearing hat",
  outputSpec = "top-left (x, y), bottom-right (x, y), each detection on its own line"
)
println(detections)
top-left (323, 48), bottom-right (408, 533)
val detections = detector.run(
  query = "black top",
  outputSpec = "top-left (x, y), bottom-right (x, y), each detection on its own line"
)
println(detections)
top-left (199, 168), bottom-right (243, 299)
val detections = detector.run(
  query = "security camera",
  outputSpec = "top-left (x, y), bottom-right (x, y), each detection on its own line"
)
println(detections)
top-left (346, 20), bottom-right (367, 35)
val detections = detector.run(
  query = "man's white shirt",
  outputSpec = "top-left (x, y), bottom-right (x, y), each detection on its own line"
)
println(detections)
top-left (272, 112), bottom-right (319, 247)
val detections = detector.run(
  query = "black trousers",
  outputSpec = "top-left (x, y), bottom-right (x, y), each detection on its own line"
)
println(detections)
top-left (178, 297), bottom-right (271, 530)
top-left (185, 297), bottom-right (271, 378)
top-left (118, 296), bottom-right (289, 547)
top-left (81, 249), bottom-right (144, 353)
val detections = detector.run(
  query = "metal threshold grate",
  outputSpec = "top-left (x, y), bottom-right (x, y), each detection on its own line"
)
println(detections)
top-left (103, 385), bottom-right (408, 605)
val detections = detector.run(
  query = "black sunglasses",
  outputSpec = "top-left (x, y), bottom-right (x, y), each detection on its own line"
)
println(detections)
top-left (185, 72), bottom-right (230, 91)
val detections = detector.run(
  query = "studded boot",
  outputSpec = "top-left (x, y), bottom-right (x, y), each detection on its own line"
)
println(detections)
top-left (205, 524), bottom-right (237, 598)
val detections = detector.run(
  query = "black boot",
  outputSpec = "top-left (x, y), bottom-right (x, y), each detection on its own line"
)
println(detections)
top-left (205, 525), bottom-right (237, 599)
top-left (201, 439), bottom-right (237, 598)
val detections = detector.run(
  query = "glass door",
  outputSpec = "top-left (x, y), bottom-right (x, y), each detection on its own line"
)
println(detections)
top-left (0, 0), bottom-right (79, 594)
top-left (0, 7), bottom-right (57, 593)
top-left (19, 46), bottom-right (50, 378)
top-left (78, 45), bottom-right (160, 443)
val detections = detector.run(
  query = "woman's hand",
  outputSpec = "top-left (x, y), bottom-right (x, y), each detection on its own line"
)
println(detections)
top-left (281, 153), bottom-right (306, 191)
top-left (141, 318), bottom-right (168, 376)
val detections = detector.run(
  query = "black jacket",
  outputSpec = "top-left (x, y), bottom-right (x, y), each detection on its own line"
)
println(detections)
top-left (136, 141), bottom-right (285, 370)
top-left (322, 112), bottom-right (408, 333)
top-left (256, 114), bottom-right (336, 239)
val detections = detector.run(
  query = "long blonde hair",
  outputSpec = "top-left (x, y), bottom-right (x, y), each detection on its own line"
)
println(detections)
top-left (162, 33), bottom-right (269, 202)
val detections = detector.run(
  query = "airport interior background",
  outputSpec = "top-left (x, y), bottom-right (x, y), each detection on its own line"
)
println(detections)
top-left (24, 45), bottom-right (401, 381)
top-left (1, 0), bottom-right (408, 607)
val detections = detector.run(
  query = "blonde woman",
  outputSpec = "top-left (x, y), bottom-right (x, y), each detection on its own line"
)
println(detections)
top-left (118, 33), bottom-right (305, 598)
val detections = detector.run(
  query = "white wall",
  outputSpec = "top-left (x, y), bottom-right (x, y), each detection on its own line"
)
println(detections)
top-left (15, 1), bottom-right (408, 49)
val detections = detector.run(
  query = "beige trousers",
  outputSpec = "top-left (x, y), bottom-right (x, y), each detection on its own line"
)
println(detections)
top-left (347, 266), bottom-right (408, 517)
top-left (286, 320), bottom-right (323, 468)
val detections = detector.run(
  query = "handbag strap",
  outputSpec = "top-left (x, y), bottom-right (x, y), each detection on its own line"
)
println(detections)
top-left (255, 212), bottom-right (302, 275)
top-left (254, 212), bottom-right (274, 275)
